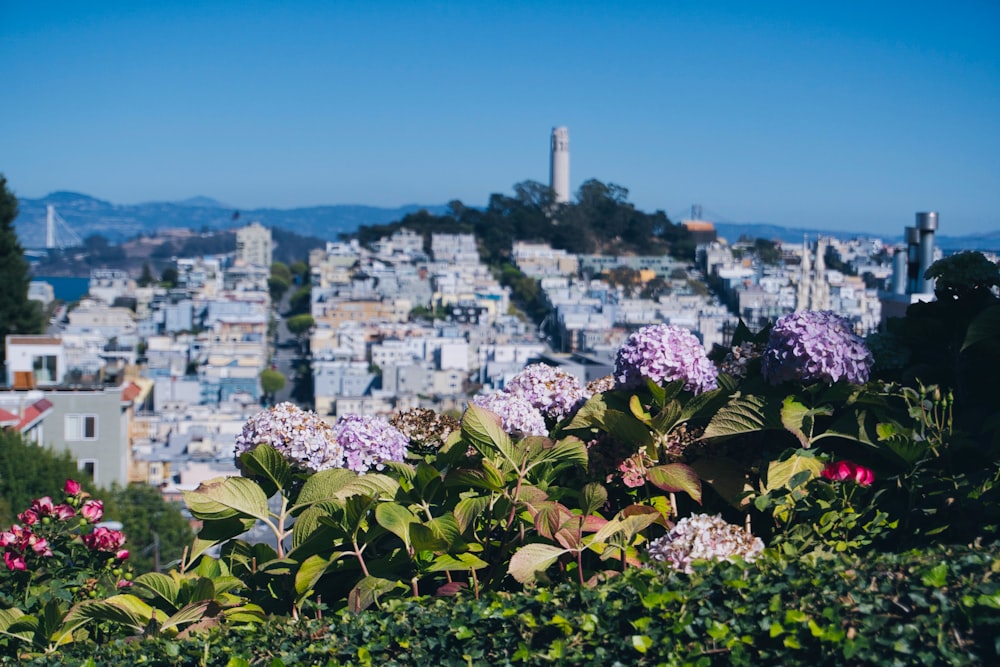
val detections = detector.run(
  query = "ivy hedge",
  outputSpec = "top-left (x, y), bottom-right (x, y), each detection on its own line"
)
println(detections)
top-left (12, 542), bottom-right (999, 667)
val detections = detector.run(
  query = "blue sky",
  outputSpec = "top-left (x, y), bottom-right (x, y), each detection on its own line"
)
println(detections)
top-left (3, 1), bottom-right (999, 236)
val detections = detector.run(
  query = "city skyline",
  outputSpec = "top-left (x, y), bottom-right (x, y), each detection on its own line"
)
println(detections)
top-left (3, 1), bottom-right (999, 236)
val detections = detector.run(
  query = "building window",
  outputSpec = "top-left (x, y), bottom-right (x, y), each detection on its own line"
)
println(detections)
top-left (79, 459), bottom-right (97, 481)
top-left (32, 355), bottom-right (58, 383)
top-left (65, 414), bottom-right (98, 441)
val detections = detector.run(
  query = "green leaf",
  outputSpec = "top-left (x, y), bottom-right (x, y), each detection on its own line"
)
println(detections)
top-left (294, 554), bottom-right (331, 596)
top-left (375, 502), bottom-right (418, 551)
top-left (651, 400), bottom-right (683, 435)
top-left (780, 396), bottom-right (833, 447)
top-left (508, 543), bottom-right (568, 583)
top-left (238, 444), bottom-right (292, 498)
top-left (184, 477), bottom-right (270, 523)
top-left (604, 409), bottom-right (654, 448)
top-left (563, 393), bottom-right (609, 430)
top-left (347, 576), bottom-right (399, 612)
top-left (703, 394), bottom-right (775, 439)
top-left (161, 602), bottom-right (213, 633)
top-left (446, 463), bottom-right (505, 493)
top-left (462, 404), bottom-right (516, 464)
top-left (411, 514), bottom-right (462, 552)
top-left (631, 634), bottom-right (653, 654)
top-left (580, 483), bottom-right (608, 516)
top-left (426, 552), bottom-right (489, 572)
top-left (679, 387), bottom-right (728, 421)
top-left (591, 511), bottom-right (660, 545)
top-left (962, 304), bottom-right (1000, 352)
top-left (0, 608), bottom-right (37, 644)
top-left (647, 463), bottom-right (702, 504)
top-left (629, 394), bottom-right (653, 425)
top-left (133, 572), bottom-right (181, 608)
top-left (764, 450), bottom-right (824, 492)
top-left (67, 595), bottom-right (163, 634)
top-left (689, 457), bottom-right (750, 508)
top-left (453, 495), bottom-right (490, 532)
top-left (294, 469), bottom-right (398, 512)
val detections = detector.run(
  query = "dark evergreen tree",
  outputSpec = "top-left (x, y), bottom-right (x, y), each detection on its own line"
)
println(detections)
top-left (0, 175), bottom-right (44, 365)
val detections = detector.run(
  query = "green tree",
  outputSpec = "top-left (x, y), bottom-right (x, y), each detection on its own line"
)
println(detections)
top-left (161, 266), bottom-right (179, 287)
top-left (108, 483), bottom-right (194, 574)
top-left (260, 368), bottom-right (287, 403)
top-left (289, 260), bottom-right (309, 285)
top-left (288, 285), bottom-right (311, 315)
top-left (0, 175), bottom-right (45, 364)
top-left (268, 275), bottom-right (291, 304)
top-left (0, 430), bottom-right (91, 526)
top-left (137, 262), bottom-right (155, 287)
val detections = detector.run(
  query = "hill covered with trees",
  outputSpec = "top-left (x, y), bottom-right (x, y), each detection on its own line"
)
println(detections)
top-left (353, 179), bottom-right (696, 264)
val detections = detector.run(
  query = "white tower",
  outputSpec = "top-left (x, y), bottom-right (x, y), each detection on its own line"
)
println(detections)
top-left (549, 126), bottom-right (570, 204)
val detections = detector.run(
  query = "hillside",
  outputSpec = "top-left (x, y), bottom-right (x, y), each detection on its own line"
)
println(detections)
top-left (14, 192), bottom-right (449, 247)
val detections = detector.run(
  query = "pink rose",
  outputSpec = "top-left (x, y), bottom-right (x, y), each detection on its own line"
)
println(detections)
top-left (64, 479), bottom-right (82, 495)
top-left (115, 549), bottom-right (129, 561)
top-left (0, 530), bottom-right (16, 547)
top-left (81, 500), bottom-right (104, 523)
top-left (27, 535), bottom-right (52, 556)
top-left (821, 460), bottom-right (874, 487)
top-left (32, 496), bottom-right (55, 515)
top-left (83, 526), bottom-right (126, 552)
top-left (53, 504), bottom-right (76, 521)
top-left (17, 509), bottom-right (38, 525)
top-left (3, 552), bottom-right (26, 572)
top-left (117, 579), bottom-right (133, 588)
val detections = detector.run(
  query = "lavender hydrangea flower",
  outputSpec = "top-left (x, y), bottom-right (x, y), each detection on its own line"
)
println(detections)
top-left (614, 324), bottom-right (718, 394)
top-left (647, 513), bottom-right (764, 573)
top-left (331, 414), bottom-right (409, 473)
top-left (234, 402), bottom-right (344, 473)
top-left (761, 310), bottom-right (874, 385)
top-left (504, 364), bottom-right (592, 422)
top-left (471, 392), bottom-right (548, 437)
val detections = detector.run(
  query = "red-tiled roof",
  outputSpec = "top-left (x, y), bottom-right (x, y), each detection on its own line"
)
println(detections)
top-left (122, 382), bottom-right (142, 402)
top-left (0, 409), bottom-right (19, 427)
top-left (16, 398), bottom-right (54, 432)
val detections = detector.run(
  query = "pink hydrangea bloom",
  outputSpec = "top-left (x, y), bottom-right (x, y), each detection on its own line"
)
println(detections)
top-left (614, 324), bottom-right (718, 394)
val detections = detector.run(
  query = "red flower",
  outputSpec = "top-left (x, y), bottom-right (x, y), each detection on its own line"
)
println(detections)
top-left (53, 504), bottom-right (76, 521)
top-left (17, 509), bottom-right (38, 525)
top-left (83, 526), bottom-right (126, 552)
top-left (821, 460), bottom-right (874, 487)
top-left (64, 479), bottom-right (82, 496)
top-left (3, 552), bottom-right (26, 572)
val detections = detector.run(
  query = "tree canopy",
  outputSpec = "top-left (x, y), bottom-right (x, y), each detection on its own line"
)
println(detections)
top-left (0, 175), bottom-right (45, 363)
top-left (352, 179), bottom-right (695, 265)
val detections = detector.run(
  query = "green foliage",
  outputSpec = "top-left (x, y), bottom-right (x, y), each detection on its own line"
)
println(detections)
top-left (10, 544), bottom-right (999, 666)
top-left (0, 431), bottom-right (89, 527)
top-left (107, 484), bottom-right (194, 575)
top-left (0, 174), bottom-right (45, 364)
top-left (259, 369), bottom-right (286, 399)
top-left (287, 286), bottom-right (311, 315)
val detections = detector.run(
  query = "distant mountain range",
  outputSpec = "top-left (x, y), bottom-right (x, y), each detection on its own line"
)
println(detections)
top-left (14, 191), bottom-right (999, 253)
top-left (14, 192), bottom-right (450, 248)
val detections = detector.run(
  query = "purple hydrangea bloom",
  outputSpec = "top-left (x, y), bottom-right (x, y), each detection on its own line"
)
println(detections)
top-left (471, 392), bottom-right (549, 437)
top-left (331, 414), bottom-right (409, 473)
top-left (504, 364), bottom-right (592, 422)
top-left (614, 324), bottom-right (718, 394)
top-left (762, 310), bottom-right (874, 385)
top-left (235, 402), bottom-right (344, 473)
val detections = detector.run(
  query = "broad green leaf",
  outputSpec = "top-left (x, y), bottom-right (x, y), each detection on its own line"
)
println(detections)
top-left (703, 394), bottom-right (775, 440)
top-left (591, 512), bottom-right (660, 544)
top-left (453, 495), bottom-right (490, 532)
top-left (426, 552), bottom-right (488, 572)
top-left (375, 502), bottom-right (418, 550)
top-left (238, 444), bottom-right (291, 498)
top-left (134, 572), bottom-right (181, 607)
top-left (445, 460), bottom-right (505, 492)
top-left (604, 409), bottom-right (654, 448)
top-left (962, 304), bottom-right (1000, 352)
top-left (581, 483), bottom-right (608, 516)
top-left (223, 604), bottom-right (267, 624)
top-left (527, 436), bottom-right (589, 471)
top-left (411, 514), bottom-right (463, 552)
top-left (508, 543), bottom-right (568, 583)
top-left (184, 477), bottom-right (270, 523)
top-left (764, 450), bottom-right (824, 492)
top-left (533, 502), bottom-right (572, 540)
top-left (0, 608), bottom-right (36, 644)
top-left (294, 554), bottom-right (331, 596)
top-left (629, 394), bottom-right (653, 425)
top-left (294, 469), bottom-right (398, 512)
top-left (651, 400), bottom-right (683, 435)
top-left (66, 595), bottom-right (163, 633)
top-left (291, 504), bottom-right (334, 551)
top-left (347, 576), bottom-right (399, 612)
top-left (780, 396), bottom-right (834, 448)
top-left (563, 394), bottom-right (609, 430)
top-left (462, 404), bottom-right (516, 464)
top-left (820, 409), bottom-right (880, 448)
top-left (690, 457), bottom-right (750, 508)
top-left (647, 463), bottom-right (702, 504)
top-left (161, 602), bottom-right (213, 633)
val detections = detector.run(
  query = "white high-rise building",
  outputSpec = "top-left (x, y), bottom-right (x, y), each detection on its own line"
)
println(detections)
top-left (236, 222), bottom-right (273, 268)
top-left (549, 126), bottom-right (570, 204)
